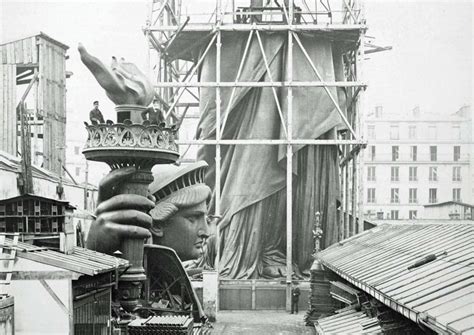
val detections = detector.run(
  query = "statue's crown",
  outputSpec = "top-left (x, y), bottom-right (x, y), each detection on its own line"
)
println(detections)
top-left (150, 161), bottom-right (208, 202)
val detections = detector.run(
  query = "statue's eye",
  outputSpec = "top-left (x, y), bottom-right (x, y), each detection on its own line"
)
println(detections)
top-left (187, 214), bottom-right (203, 223)
top-left (186, 215), bottom-right (198, 222)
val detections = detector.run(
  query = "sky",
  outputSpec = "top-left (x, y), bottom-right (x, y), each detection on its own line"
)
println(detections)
top-left (364, 0), bottom-right (473, 116)
top-left (1, 0), bottom-right (472, 121)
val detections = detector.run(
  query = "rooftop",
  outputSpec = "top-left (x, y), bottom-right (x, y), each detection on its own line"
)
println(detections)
top-left (314, 308), bottom-right (382, 334)
top-left (0, 31), bottom-right (69, 50)
top-left (0, 193), bottom-right (74, 209)
top-left (2, 238), bottom-right (128, 276)
top-left (368, 219), bottom-right (474, 226)
top-left (0, 150), bottom-right (98, 191)
top-left (424, 201), bottom-right (474, 209)
top-left (318, 222), bottom-right (474, 334)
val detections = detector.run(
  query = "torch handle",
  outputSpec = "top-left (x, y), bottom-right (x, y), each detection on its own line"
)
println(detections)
top-left (115, 168), bottom-right (154, 311)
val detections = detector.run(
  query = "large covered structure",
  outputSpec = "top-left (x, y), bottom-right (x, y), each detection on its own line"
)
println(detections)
top-left (143, 0), bottom-right (377, 308)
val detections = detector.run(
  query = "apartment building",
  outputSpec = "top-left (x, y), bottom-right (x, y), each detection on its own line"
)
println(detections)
top-left (363, 105), bottom-right (472, 220)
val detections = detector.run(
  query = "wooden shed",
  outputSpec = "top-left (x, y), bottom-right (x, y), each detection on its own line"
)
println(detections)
top-left (0, 236), bottom-right (129, 335)
top-left (0, 32), bottom-right (69, 175)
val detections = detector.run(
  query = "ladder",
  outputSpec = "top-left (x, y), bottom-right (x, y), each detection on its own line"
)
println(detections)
top-left (0, 233), bottom-right (19, 295)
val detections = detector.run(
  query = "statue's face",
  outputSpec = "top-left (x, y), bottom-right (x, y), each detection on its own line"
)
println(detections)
top-left (153, 201), bottom-right (210, 261)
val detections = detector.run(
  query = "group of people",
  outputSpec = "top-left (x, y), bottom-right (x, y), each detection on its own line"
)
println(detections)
top-left (88, 99), bottom-right (164, 125)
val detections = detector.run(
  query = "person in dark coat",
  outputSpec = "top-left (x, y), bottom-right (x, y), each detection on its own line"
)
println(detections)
top-left (291, 282), bottom-right (301, 314)
top-left (89, 100), bottom-right (105, 124)
top-left (141, 99), bottom-right (164, 124)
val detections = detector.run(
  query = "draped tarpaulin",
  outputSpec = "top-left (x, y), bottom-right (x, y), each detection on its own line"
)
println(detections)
top-left (196, 32), bottom-right (346, 279)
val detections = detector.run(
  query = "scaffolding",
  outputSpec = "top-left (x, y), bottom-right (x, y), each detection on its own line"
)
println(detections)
top-left (144, 0), bottom-right (368, 310)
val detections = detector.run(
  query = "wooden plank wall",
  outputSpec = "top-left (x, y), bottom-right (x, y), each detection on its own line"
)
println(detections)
top-left (38, 37), bottom-right (67, 175)
top-left (1, 35), bottom-right (67, 176)
top-left (0, 36), bottom-right (38, 156)
top-left (0, 64), bottom-right (17, 156)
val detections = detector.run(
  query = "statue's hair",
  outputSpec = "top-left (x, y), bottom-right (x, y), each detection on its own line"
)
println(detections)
top-left (150, 184), bottom-right (211, 222)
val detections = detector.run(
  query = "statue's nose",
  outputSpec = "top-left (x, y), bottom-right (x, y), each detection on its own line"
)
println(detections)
top-left (198, 217), bottom-right (210, 238)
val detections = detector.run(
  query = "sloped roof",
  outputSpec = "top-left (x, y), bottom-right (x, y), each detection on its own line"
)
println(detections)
top-left (0, 32), bottom-right (69, 50)
top-left (3, 238), bottom-right (128, 276)
top-left (0, 193), bottom-right (75, 210)
top-left (317, 223), bottom-right (473, 334)
top-left (314, 308), bottom-right (382, 334)
top-left (0, 150), bottom-right (97, 191)
top-left (369, 219), bottom-right (473, 226)
top-left (424, 201), bottom-right (474, 208)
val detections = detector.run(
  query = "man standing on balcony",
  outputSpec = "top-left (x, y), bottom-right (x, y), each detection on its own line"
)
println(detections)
top-left (89, 100), bottom-right (105, 124)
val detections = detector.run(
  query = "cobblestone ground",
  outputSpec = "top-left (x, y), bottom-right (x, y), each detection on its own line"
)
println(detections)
top-left (210, 310), bottom-right (315, 335)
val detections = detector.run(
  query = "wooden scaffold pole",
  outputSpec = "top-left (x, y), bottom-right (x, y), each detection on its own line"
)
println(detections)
top-left (215, 0), bottom-right (222, 313)
top-left (285, 0), bottom-right (294, 312)
top-left (356, 0), bottom-right (366, 234)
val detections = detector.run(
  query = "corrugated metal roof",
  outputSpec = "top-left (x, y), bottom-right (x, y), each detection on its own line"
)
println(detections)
top-left (314, 308), bottom-right (382, 334)
top-left (2, 238), bottom-right (129, 276)
top-left (317, 223), bottom-right (474, 334)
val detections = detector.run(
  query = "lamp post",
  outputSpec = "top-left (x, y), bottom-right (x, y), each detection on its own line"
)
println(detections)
top-left (312, 211), bottom-right (323, 255)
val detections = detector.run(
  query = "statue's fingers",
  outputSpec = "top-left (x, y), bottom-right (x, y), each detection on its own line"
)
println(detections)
top-left (103, 222), bottom-right (151, 240)
top-left (78, 43), bottom-right (125, 95)
top-left (113, 64), bottom-right (154, 105)
top-left (98, 167), bottom-right (136, 203)
top-left (99, 210), bottom-right (152, 230)
top-left (96, 194), bottom-right (155, 216)
top-left (147, 194), bottom-right (156, 203)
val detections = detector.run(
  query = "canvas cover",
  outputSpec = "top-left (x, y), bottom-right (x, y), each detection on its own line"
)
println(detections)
top-left (196, 32), bottom-right (346, 278)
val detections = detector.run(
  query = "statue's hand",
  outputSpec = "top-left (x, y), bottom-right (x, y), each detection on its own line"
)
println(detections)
top-left (86, 167), bottom-right (155, 254)
top-left (78, 43), bottom-right (154, 106)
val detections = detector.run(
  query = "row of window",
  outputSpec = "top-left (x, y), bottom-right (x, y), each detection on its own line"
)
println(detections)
top-left (367, 166), bottom-right (462, 182)
top-left (368, 207), bottom-right (471, 220)
top-left (368, 145), bottom-right (461, 162)
top-left (367, 124), bottom-right (462, 140)
top-left (387, 210), bottom-right (417, 220)
top-left (366, 209), bottom-right (420, 220)
top-left (367, 188), bottom-right (462, 204)
top-left (386, 210), bottom-right (418, 220)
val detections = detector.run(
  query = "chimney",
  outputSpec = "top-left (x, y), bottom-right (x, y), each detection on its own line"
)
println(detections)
top-left (375, 105), bottom-right (383, 118)
top-left (412, 106), bottom-right (420, 118)
top-left (60, 209), bottom-right (76, 254)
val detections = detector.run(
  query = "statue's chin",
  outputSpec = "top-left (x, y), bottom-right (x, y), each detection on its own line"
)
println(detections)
top-left (189, 247), bottom-right (203, 261)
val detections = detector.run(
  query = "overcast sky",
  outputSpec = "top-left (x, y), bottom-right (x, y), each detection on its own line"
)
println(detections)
top-left (1, 0), bottom-right (473, 121)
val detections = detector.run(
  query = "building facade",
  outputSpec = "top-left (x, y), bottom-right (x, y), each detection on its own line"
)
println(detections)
top-left (363, 105), bottom-right (472, 220)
